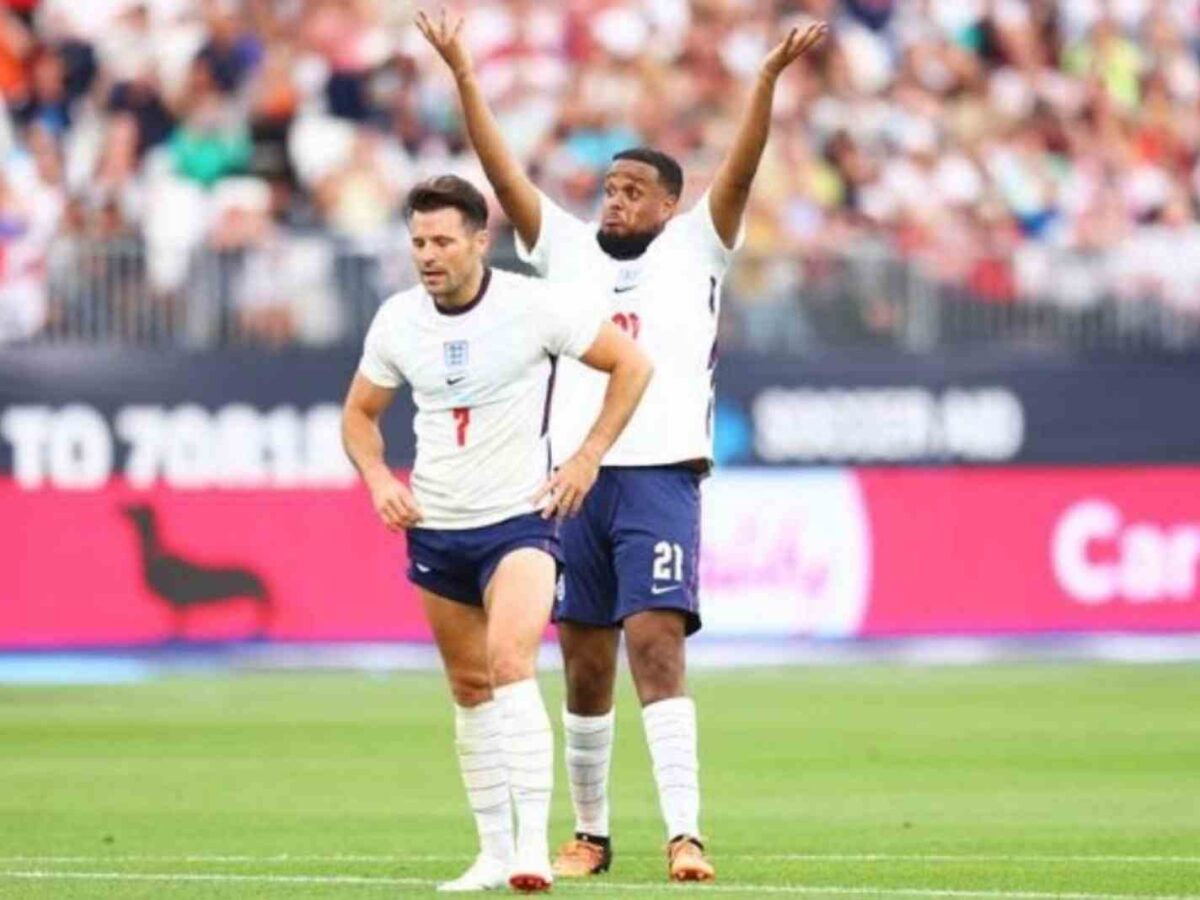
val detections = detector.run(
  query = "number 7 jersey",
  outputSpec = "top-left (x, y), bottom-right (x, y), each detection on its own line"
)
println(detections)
top-left (517, 190), bottom-right (742, 469)
top-left (358, 267), bottom-right (602, 529)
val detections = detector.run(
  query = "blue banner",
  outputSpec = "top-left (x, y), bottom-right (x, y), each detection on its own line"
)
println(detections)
top-left (2, 347), bottom-right (1199, 478)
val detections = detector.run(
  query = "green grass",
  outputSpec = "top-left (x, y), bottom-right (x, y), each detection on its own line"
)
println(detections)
top-left (0, 664), bottom-right (1198, 898)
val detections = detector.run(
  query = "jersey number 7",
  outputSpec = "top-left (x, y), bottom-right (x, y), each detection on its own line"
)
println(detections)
top-left (453, 407), bottom-right (470, 447)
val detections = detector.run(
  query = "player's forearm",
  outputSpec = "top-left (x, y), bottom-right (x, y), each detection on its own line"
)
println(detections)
top-left (342, 409), bottom-right (392, 489)
top-left (709, 70), bottom-right (777, 240)
top-left (576, 356), bottom-right (654, 464)
top-left (453, 70), bottom-right (542, 247)
top-left (727, 71), bottom-right (777, 187)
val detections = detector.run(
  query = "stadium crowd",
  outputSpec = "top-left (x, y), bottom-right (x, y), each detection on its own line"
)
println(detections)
top-left (2, 0), bottom-right (1200, 344)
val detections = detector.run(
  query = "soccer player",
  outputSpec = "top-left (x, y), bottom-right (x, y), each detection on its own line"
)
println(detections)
top-left (418, 8), bottom-right (827, 882)
top-left (341, 175), bottom-right (652, 893)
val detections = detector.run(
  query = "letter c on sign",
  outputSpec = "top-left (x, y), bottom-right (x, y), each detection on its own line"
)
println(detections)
top-left (1052, 500), bottom-right (1119, 605)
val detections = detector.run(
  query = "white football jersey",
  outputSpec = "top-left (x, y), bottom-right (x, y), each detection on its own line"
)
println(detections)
top-left (359, 268), bottom-right (603, 529)
top-left (517, 190), bottom-right (742, 469)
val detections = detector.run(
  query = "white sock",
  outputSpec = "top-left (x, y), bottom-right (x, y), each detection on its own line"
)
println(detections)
top-left (642, 696), bottom-right (701, 840)
top-left (454, 701), bottom-right (514, 863)
top-left (563, 706), bottom-right (615, 837)
top-left (494, 679), bottom-right (553, 861)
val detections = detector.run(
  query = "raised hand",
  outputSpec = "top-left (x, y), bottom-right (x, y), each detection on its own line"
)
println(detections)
top-left (414, 7), bottom-right (473, 79)
top-left (413, 5), bottom-right (543, 248)
top-left (762, 20), bottom-right (828, 80)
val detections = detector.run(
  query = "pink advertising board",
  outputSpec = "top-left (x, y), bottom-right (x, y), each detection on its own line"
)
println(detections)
top-left (2, 480), bottom-right (423, 646)
top-left (698, 467), bottom-right (1200, 637)
top-left (4, 467), bottom-right (1200, 648)
top-left (860, 467), bottom-right (1200, 636)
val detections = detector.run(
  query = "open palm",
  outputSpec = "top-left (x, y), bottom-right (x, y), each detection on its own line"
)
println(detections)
top-left (415, 7), bottom-right (472, 77)
top-left (763, 21), bottom-right (828, 79)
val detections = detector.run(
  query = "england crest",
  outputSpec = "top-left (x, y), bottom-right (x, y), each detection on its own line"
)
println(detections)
top-left (444, 340), bottom-right (469, 370)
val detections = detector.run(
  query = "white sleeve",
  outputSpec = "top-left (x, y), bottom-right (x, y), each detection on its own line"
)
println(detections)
top-left (358, 307), bottom-right (404, 389)
top-left (678, 189), bottom-right (746, 270)
top-left (514, 190), bottom-right (593, 277)
top-left (533, 282), bottom-right (605, 359)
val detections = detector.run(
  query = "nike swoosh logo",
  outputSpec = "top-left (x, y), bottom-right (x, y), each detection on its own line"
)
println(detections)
top-left (613, 285), bottom-right (636, 294)
top-left (651, 583), bottom-right (683, 596)
top-left (446, 376), bottom-right (466, 386)
top-left (415, 563), bottom-right (431, 573)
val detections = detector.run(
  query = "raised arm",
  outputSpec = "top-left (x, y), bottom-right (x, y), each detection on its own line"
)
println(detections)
top-left (342, 373), bottom-right (424, 530)
top-left (534, 324), bottom-right (653, 520)
top-left (416, 8), bottom-right (543, 250)
top-left (708, 20), bottom-right (827, 248)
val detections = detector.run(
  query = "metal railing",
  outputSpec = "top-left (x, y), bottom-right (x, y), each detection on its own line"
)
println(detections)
top-left (38, 235), bottom-right (402, 348)
top-left (16, 234), bottom-right (1200, 355)
top-left (720, 242), bottom-right (1200, 356)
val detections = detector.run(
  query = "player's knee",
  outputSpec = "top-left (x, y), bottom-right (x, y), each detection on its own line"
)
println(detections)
top-left (447, 669), bottom-right (492, 707)
top-left (565, 655), bottom-right (616, 714)
top-left (627, 635), bottom-right (685, 704)
top-left (488, 652), bottom-right (535, 689)
top-left (560, 629), bottom-right (618, 713)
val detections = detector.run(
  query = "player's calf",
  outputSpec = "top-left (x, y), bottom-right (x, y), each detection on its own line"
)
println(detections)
top-left (485, 551), bottom-right (558, 894)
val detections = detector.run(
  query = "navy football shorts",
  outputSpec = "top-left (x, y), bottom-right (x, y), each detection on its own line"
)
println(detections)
top-left (406, 513), bottom-right (562, 607)
top-left (556, 466), bottom-right (702, 636)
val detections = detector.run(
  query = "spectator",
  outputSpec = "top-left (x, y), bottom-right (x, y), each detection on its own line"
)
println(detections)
top-left (109, 69), bottom-right (176, 157)
top-left (196, 2), bottom-right (261, 95)
top-left (316, 129), bottom-right (407, 327)
top-left (13, 46), bottom-right (71, 137)
top-left (0, 9), bottom-right (32, 102)
top-left (208, 177), bottom-right (294, 346)
top-left (3, 0), bottom-right (1200, 345)
top-left (170, 90), bottom-right (251, 188)
top-left (0, 124), bottom-right (64, 340)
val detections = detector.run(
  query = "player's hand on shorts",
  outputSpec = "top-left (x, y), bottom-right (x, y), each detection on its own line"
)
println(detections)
top-left (532, 451), bottom-right (600, 521)
top-left (762, 19), bottom-right (827, 80)
top-left (368, 474), bottom-right (424, 531)
top-left (414, 7), bottom-right (472, 79)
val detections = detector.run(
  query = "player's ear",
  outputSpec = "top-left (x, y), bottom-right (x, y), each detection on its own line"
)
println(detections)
top-left (473, 225), bottom-right (491, 254)
top-left (661, 192), bottom-right (679, 220)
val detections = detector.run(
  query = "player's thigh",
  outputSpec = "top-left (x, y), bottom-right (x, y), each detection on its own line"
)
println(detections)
top-left (420, 588), bottom-right (491, 706)
top-left (612, 469), bottom-right (702, 635)
top-left (483, 547), bottom-right (557, 685)
top-left (557, 478), bottom-right (619, 628)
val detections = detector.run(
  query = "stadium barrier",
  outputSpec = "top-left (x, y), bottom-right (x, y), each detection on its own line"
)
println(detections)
top-left (18, 238), bottom-right (1200, 354)
top-left (36, 235), bottom-right (394, 348)
top-left (3, 346), bottom-right (1199, 649)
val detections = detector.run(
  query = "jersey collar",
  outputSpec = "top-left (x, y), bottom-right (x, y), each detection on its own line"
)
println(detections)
top-left (432, 266), bottom-right (491, 317)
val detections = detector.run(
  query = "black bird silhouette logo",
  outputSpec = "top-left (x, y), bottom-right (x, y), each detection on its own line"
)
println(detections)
top-left (120, 504), bottom-right (273, 640)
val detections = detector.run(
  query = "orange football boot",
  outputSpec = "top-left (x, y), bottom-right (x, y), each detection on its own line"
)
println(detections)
top-left (667, 835), bottom-right (715, 882)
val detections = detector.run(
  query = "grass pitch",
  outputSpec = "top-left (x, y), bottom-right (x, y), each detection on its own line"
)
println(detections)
top-left (0, 663), bottom-right (1197, 898)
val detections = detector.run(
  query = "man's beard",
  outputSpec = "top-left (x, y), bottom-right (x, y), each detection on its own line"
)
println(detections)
top-left (596, 226), bottom-right (662, 260)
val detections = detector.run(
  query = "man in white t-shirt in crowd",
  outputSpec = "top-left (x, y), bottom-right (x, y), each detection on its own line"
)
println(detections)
top-left (341, 175), bottom-right (652, 894)
top-left (418, 8), bottom-right (826, 883)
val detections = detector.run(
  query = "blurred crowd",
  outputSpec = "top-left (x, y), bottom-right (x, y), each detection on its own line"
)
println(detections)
top-left (2, 0), bottom-right (1200, 345)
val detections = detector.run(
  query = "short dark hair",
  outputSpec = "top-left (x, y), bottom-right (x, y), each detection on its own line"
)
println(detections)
top-left (612, 148), bottom-right (684, 198)
top-left (403, 175), bottom-right (488, 230)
